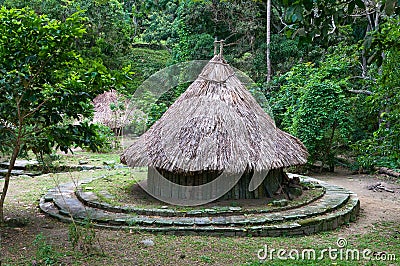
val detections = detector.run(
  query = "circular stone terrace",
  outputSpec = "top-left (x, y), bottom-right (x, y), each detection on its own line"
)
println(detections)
top-left (39, 173), bottom-right (360, 237)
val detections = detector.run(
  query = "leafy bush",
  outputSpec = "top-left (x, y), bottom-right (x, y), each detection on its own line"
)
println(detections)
top-left (269, 45), bottom-right (357, 170)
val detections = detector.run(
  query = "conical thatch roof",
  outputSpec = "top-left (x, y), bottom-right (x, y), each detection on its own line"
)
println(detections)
top-left (93, 90), bottom-right (134, 129)
top-left (121, 54), bottom-right (308, 174)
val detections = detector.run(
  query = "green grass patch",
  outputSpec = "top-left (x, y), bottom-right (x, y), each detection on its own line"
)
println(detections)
top-left (81, 168), bottom-right (146, 205)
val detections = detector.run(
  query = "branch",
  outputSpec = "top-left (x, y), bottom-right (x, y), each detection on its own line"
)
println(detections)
top-left (25, 56), bottom-right (54, 91)
top-left (19, 56), bottom-right (55, 121)
top-left (23, 98), bottom-right (50, 120)
top-left (224, 41), bottom-right (240, 47)
top-left (349, 10), bottom-right (376, 17)
top-left (346, 89), bottom-right (373, 95)
top-left (349, 75), bottom-right (376, 81)
top-left (328, 15), bottom-right (336, 34)
top-left (16, 95), bottom-right (23, 126)
top-left (278, 15), bottom-right (289, 33)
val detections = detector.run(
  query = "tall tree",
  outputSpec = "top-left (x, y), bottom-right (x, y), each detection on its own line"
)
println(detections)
top-left (266, 0), bottom-right (271, 82)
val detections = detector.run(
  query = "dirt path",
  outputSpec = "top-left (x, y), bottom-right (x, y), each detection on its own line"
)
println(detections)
top-left (311, 169), bottom-right (400, 234)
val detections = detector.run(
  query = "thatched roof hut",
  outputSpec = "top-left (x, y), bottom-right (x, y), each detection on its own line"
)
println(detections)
top-left (93, 90), bottom-right (133, 132)
top-left (121, 45), bottom-right (308, 203)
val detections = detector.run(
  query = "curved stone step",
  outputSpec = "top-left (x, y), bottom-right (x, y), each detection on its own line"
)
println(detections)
top-left (39, 193), bottom-right (359, 236)
top-left (45, 176), bottom-right (350, 227)
top-left (39, 175), bottom-right (360, 236)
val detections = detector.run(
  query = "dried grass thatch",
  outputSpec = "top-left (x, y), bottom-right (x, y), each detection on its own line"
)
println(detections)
top-left (93, 90), bottom-right (134, 129)
top-left (121, 54), bottom-right (308, 174)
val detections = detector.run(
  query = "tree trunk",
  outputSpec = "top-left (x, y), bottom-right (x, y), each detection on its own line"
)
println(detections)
top-left (266, 0), bottom-right (271, 82)
top-left (361, 47), bottom-right (368, 78)
top-left (321, 122), bottom-right (337, 173)
top-left (376, 167), bottom-right (400, 178)
top-left (0, 144), bottom-right (21, 224)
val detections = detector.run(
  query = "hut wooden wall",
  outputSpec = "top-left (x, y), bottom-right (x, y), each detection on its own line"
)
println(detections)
top-left (146, 167), bottom-right (283, 201)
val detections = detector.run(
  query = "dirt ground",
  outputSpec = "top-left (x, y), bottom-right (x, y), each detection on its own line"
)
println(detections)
top-left (311, 169), bottom-right (400, 235)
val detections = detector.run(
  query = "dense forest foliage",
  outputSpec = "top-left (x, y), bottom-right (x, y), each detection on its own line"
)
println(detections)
top-left (1, 0), bottom-right (399, 172)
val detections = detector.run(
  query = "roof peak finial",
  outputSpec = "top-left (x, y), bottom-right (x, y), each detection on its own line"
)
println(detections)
top-left (214, 38), bottom-right (224, 58)
top-left (214, 37), bottom-right (218, 55)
